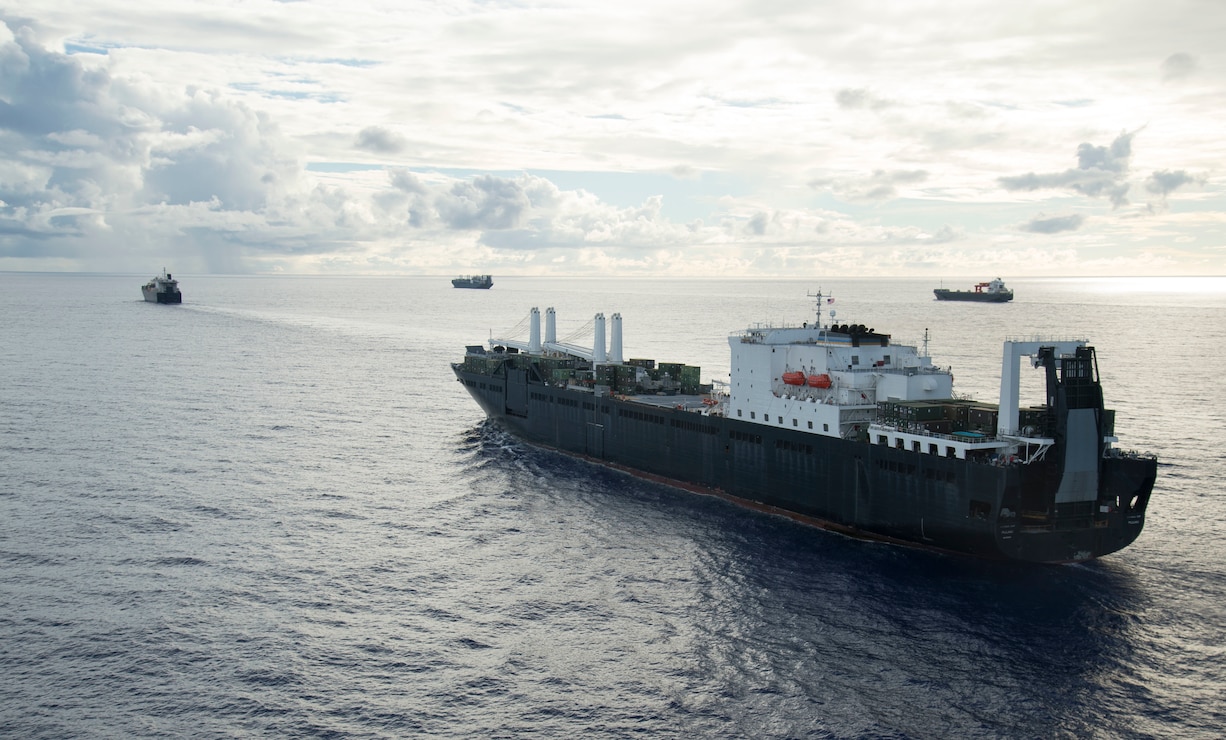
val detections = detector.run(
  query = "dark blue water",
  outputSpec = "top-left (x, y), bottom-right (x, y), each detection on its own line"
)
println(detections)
top-left (2, 273), bottom-right (1223, 738)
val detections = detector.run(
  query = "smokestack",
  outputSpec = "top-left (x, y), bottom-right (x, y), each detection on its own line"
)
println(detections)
top-left (593, 313), bottom-right (607, 363)
top-left (528, 307), bottom-right (541, 354)
top-left (545, 307), bottom-right (556, 344)
top-left (609, 313), bottom-right (623, 364)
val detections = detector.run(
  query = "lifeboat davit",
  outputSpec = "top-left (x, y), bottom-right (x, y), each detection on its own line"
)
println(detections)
top-left (807, 373), bottom-right (832, 388)
top-left (782, 371), bottom-right (805, 386)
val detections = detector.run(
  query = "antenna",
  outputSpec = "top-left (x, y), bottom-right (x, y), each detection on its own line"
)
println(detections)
top-left (922, 327), bottom-right (930, 358)
top-left (806, 288), bottom-right (828, 328)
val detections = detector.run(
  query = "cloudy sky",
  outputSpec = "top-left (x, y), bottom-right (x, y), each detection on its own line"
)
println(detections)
top-left (2, 1), bottom-right (1223, 276)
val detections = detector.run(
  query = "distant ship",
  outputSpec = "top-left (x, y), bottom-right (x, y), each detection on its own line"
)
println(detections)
top-left (934, 278), bottom-right (1013, 302)
top-left (452, 275), bottom-right (493, 289)
top-left (453, 294), bottom-right (1156, 564)
top-left (141, 269), bottom-right (182, 304)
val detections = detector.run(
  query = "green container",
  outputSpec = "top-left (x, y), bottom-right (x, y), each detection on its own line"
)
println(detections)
top-left (658, 362), bottom-right (684, 379)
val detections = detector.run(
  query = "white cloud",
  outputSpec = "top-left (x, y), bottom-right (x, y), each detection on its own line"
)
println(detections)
top-left (1161, 52), bottom-right (1198, 82)
top-left (1, 3), bottom-right (1224, 277)
top-left (998, 130), bottom-right (1143, 210)
top-left (1021, 213), bottom-right (1086, 234)
top-left (809, 170), bottom-right (930, 203)
top-left (1145, 169), bottom-right (1206, 197)
top-left (355, 126), bottom-right (406, 155)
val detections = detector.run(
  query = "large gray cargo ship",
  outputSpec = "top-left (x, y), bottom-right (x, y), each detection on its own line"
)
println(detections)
top-left (141, 268), bottom-right (182, 304)
top-left (453, 296), bottom-right (1156, 563)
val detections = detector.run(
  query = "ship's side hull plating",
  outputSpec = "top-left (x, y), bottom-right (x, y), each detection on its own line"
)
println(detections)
top-left (933, 289), bottom-right (1012, 303)
top-left (454, 365), bottom-right (1154, 563)
top-left (143, 286), bottom-right (182, 303)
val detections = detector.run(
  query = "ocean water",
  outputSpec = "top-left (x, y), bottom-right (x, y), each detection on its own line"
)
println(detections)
top-left (1, 273), bottom-right (1223, 739)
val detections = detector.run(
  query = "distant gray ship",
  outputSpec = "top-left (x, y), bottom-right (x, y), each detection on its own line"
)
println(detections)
top-left (141, 269), bottom-right (182, 304)
top-left (934, 277), bottom-right (1013, 302)
top-left (452, 274), bottom-right (493, 289)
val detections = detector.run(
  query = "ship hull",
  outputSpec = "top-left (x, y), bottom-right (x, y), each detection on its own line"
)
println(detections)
top-left (452, 276), bottom-right (493, 289)
top-left (142, 287), bottom-right (182, 303)
top-left (454, 366), bottom-right (1154, 563)
top-left (933, 289), bottom-right (1012, 303)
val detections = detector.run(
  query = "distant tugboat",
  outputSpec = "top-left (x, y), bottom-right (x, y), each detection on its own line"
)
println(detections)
top-left (934, 277), bottom-right (1013, 303)
top-left (452, 274), bottom-right (493, 289)
top-left (141, 269), bottom-right (182, 304)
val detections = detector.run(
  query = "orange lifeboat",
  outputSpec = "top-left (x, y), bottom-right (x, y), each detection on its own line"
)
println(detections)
top-left (807, 373), bottom-right (832, 388)
top-left (782, 371), bottom-right (805, 386)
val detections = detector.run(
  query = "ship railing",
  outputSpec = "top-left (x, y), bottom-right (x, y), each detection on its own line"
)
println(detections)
top-left (733, 322), bottom-right (817, 342)
top-left (878, 423), bottom-right (1007, 446)
top-left (867, 365), bottom-right (951, 376)
top-left (1105, 448), bottom-right (1158, 461)
top-left (1003, 334), bottom-right (1089, 345)
top-left (870, 423), bottom-right (1037, 465)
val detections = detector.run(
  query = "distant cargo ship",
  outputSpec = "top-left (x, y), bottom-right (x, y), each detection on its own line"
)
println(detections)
top-left (452, 275), bottom-right (493, 289)
top-left (934, 278), bottom-right (1013, 302)
top-left (141, 269), bottom-right (181, 304)
top-left (453, 294), bottom-right (1156, 563)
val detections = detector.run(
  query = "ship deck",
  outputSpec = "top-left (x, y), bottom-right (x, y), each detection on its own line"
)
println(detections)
top-left (605, 392), bottom-right (716, 413)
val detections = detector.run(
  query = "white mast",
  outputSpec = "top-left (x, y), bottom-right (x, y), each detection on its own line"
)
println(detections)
top-left (528, 307), bottom-right (541, 354)
top-left (609, 313), bottom-right (623, 364)
top-left (593, 313), bottom-right (607, 363)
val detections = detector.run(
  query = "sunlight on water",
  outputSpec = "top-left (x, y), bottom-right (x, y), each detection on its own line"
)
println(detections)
top-left (1063, 275), bottom-right (1226, 296)
top-left (0, 273), bottom-right (1222, 739)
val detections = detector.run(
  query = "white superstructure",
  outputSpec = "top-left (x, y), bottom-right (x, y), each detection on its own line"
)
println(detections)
top-left (726, 303), bottom-right (951, 440)
top-left (485, 296), bottom-right (1106, 464)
